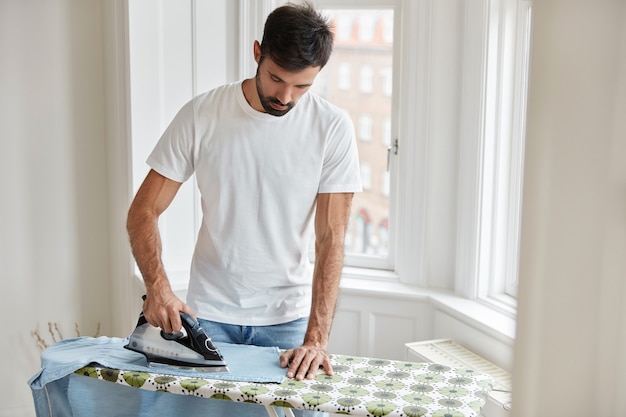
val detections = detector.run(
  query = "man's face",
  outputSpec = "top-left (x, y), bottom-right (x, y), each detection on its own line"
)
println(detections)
top-left (254, 48), bottom-right (321, 117)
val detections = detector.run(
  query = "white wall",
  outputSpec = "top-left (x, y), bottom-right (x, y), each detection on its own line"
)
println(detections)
top-left (512, 1), bottom-right (626, 416)
top-left (0, 1), bottom-right (115, 416)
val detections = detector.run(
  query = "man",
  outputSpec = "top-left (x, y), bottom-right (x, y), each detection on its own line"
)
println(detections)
top-left (127, 1), bottom-right (361, 403)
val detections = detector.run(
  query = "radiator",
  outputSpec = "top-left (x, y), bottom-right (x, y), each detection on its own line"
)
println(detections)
top-left (405, 339), bottom-right (511, 417)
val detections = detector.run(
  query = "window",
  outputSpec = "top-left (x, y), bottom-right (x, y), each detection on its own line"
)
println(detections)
top-left (382, 171), bottom-right (390, 197)
top-left (381, 67), bottom-right (393, 97)
top-left (127, 0), bottom-right (532, 309)
top-left (335, 13), bottom-right (354, 41)
top-left (382, 12), bottom-right (394, 44)
top-left (358, 114), bottom-right (373, 141)
top-left (312, 6), bottom-right (395, 270)
top-left (313, 0), bottom-right (531, 303)
top-left (476, 0), bottom-right (532, 309)
top-left (360, 162), bottom-right (372, 191)
top-left (382, 117), bottom-right (391, 147)
top-left (360, 65), bottom-right (373, 93)
top-left (453, 0), bottom-right (532, 314)
top-left (357, 12), bottom-right (377, 42)
top-left (337, 63), bottom-right (351, 90)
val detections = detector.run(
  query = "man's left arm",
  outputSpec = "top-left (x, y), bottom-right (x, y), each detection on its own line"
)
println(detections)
top-left (280, 192), bottom-right (354, 380)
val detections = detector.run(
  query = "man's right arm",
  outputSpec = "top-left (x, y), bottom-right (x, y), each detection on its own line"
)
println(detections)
top-left (126, 169), bottom-right (192, 333)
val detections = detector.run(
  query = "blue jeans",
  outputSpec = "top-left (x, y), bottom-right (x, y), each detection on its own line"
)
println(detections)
top-left (197, 318), bottom-right (325, 417)
top-left (198, 317), bottom-right (309, 349)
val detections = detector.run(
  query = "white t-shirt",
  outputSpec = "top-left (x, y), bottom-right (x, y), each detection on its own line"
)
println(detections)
top-left (147, 81), bottom-right (362, 325)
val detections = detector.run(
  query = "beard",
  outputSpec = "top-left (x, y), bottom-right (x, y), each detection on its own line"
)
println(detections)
top-left (255, 72), bottom-right (295, 117)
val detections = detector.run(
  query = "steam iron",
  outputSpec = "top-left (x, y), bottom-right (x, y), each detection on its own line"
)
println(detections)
top-left (125, 309), bottom-right (229, 373)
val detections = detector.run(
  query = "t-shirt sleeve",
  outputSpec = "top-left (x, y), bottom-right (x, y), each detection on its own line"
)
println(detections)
top-left (146, 99), bottom-right (196, 183)
top-left (318, 110), bottom-right (363, 194)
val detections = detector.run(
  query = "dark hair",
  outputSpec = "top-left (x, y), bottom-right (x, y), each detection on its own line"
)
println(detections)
top-left (260, 2), bottom-right (334, 71)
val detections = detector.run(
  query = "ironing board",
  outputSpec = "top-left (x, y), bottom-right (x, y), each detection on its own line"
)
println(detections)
top-left (71, 354), bottom-right (493, 416)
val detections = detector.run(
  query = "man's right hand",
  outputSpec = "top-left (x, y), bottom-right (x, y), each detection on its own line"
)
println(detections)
top-left (142, 290), bottom-right (195, 334)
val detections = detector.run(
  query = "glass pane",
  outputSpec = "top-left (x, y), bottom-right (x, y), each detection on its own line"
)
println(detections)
top-left (312, 9), bottom-right (394, 261)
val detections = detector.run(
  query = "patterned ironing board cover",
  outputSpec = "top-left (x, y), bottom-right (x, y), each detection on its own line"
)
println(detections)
top-left (75, 353), bottom-right (493, 417)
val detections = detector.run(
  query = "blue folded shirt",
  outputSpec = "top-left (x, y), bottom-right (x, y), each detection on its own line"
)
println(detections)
top-left (29, 336), bottom-right (286, 390)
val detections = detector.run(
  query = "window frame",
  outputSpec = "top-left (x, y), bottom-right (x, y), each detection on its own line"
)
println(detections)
top-left (313, 0), bottom-right (531, 307)
top-left (310, 0), bottom-right (401, 272)
top-left (455, 0), bottom-right (531, 315)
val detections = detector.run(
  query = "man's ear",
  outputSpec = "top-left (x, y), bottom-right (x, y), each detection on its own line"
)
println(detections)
top-left (254, 40), bottom-right (262, 64)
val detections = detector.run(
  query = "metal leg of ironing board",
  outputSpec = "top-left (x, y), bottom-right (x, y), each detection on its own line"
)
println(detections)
top-left (263, 405), bottom-right (296, 417)
top-left (264, 405), bottom-right (280, 417)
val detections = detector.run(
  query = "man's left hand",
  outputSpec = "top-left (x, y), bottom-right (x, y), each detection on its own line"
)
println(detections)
top-left (279, 343), bottom-right (333, 380)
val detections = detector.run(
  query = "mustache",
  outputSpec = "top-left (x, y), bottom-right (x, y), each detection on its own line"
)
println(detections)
top-left (269, 97), bottom-right (292, 107)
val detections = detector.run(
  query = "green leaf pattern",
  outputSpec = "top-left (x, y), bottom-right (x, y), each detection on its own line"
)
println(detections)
top-left (122, 371), bottom-right (150, 388)
top-left (100, 368), bottom-right (119, 383)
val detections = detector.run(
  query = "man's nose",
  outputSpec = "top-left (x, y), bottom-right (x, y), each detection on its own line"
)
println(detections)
top-left (276, 86), bottom-right (293, 105)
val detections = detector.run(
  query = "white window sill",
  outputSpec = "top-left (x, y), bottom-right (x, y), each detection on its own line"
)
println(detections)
top-left (339, 272), bottom-right (516, 346)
